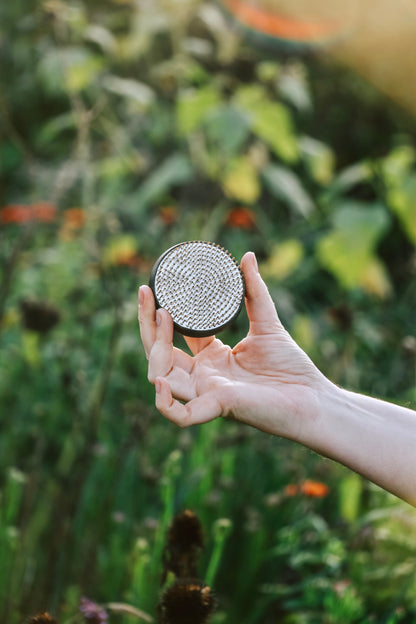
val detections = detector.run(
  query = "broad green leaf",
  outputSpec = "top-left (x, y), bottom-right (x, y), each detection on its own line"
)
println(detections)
top-left (338, 474), bottom-right (363, 522)
top-left (256, 61), bottom-right (280, 83)
top-left (222, 157), bottom-right (260, 203)
top-left (234, 85), bottom-right (298, 162)
top-left (260, 239), bottom-right (304, 280)
top-left (204, 106), bottom-right (251, 157)
top-left (291, 314), bottom-right (315, 352)
top-left (22, 332), bottom-right (40, 368)
top-left (102, 76), bottom-right (155, 108)
top-left (176, 86), bottom-right (221, 135)
top-left (38, 112), bottom-right (76, 145)
top-left (98, 153), bottom-right (143, 180)
top-left (262, 164), bottom-right (314, 217)
top-left (359, 257), bottom-right (393, 299)
top-left (0, 141), bottom-right (21, 173)
top-left (386, 173), bottom-right (416, 244)
top-left (252, 101), bottom-right (298, 162)
top-left (382, 145), bottom-right (416, 180)
top-left (278, 68), bottom-right (312, 113)
top-left (65, 52), bottom-right (105, 93)
top-left (316, 202), bottom-right (390, 290)
top-left (38, 47), bottom-right (91, 94)
top-left (132, 154), bottom-right (193, 212)
top-left (325, 161), bottom-right (373, 199)
top-left (300, 136), bottom-right (335, 185)
top-left (380, 146), bottom-right (416, 243)
top-left (84, 24), bottom-right (117, 54)
top-left (233, 84), bottom-right (267, 110)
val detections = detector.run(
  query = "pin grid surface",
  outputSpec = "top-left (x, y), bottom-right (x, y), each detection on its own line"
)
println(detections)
top-left (154, 242), bottom-right (244, 333)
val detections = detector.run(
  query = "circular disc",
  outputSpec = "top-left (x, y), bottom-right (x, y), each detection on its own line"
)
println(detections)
top-left (149, 241), bottom-right (245, 337)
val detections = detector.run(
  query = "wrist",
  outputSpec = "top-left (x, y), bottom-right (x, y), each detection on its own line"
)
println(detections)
top-left (304, 381), bottom-right (416, 505)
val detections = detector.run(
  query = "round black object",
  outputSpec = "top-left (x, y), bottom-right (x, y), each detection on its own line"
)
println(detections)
top-left (149, 241), bottom-right (245, 337)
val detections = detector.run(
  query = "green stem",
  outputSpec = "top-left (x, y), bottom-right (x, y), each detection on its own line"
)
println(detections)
top-left (205, 518), bottom-right (232, 588)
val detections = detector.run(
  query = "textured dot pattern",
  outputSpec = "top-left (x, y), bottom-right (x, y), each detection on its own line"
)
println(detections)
top-left (153, 241), bottom-right (245, 334)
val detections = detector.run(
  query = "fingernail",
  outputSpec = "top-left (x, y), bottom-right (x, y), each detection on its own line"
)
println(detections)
top-left (251, 251), bottom-right (258, 272)
top-left (155, 378), bottom-right (161, 393)
top-left (138, 286), bottom-right (145, 305)
top-left (156, 309), bottom-right (162, 326)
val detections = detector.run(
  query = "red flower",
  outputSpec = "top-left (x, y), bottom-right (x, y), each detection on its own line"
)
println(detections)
top-left (226, 207), bottom-right (256, 229)
top-left (32, 202), bottom-right (56, 222)
top-left (0, 202), bottom-right (56, 224)
top-left (0, 204), bottom-right (31, 224)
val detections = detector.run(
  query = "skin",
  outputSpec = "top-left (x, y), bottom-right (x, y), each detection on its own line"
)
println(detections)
top-left (139, 251), bottom-right (416, 506)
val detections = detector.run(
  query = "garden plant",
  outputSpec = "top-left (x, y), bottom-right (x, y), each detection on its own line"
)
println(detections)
top-left (0, 0), bottom-right (415, 622)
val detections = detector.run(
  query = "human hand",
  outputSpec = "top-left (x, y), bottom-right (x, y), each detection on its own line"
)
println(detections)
top-left (138, 251), bottom-right (330, 443)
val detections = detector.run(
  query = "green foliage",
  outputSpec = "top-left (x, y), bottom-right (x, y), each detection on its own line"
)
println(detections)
top-left (0, 0), bottom-right (416, 622)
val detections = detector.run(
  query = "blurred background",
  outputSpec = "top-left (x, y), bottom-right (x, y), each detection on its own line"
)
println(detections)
top-left (0, 0), bottom-right (415, 622)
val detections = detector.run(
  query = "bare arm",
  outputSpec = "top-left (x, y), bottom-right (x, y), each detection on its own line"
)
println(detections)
top-left (138, 251), bottom-right (416, 506)
top-left (308, 385), bottom-right (416, 506)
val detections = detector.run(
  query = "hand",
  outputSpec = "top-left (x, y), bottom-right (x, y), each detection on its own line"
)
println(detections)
top-left (138, 252), bottom-right (329, 443)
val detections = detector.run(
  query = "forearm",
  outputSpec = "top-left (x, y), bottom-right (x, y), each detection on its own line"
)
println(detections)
top-left (304, 381), bottom-right (416, 506)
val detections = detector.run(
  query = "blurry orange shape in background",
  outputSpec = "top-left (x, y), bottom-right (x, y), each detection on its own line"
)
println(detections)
top-left (220, 0), bottom-right (416, 115)
top-left (159, 206), bottom-right (177, 226)
top-left (300, 480), bottom-right (330, 498)
top-left (63, 208), bottom-right (85, 229)
top-left (226, 207), bottom-right (256, 229)
top-left (285, 480), bottom-right (330, 498)
top-left (32, 202), bottom-right (56, 222)
top-left (222, 0), bottom-right (341, 43)
top-left (0, 202), bottom-right (56, 224)
top-left (59, 208), bottom-right (86, 241)
top-left (284, 484), bottom-right (300, 497)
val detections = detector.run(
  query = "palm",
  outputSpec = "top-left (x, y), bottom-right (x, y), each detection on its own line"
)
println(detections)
top-left (183, 328), bottom-right (321, 435)
top-left (139, 251), bottom-right (324, 436)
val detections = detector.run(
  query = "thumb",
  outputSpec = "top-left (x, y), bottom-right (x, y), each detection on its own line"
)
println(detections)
top-left (240, 251), bottom-right (283, 335)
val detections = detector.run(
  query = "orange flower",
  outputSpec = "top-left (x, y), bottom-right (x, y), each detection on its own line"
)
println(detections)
top-left (285, 484), bottom-right (300, 497)
top-left (226, 207), bottom-right (256, 229)
top-left (32, 202), bottom-right (56, 222)
top-left (160, 206), bottom-right (177, 225)
top-left (113, 250), bottom-right (141, 267)
top-left (0, 205), bottom-right (31, 224)
top-left (222, 0), bottom-right (340, 42)
top-left (0, 202), bottom-right (56, 224)
top-left (300, 480), bottom-right (330, 498)
top-left (64, 208), bottom-right (85, 229)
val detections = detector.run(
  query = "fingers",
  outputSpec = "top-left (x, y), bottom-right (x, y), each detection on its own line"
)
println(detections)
top-left (138, 285), bottom-right (156, 357)
top-left (147, 308), bottom-right (174, 382)
top-left (155, 377), bottom-right (222, 427)
top-left (240, 251), bottom-right (283, 336)
top-left (138, 285), bottom-right (193, 369)
top-left (147, 307), bottom-right (194, 380)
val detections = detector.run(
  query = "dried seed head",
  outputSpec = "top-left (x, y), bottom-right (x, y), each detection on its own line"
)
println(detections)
top-left (163, 510), bottom-right (204, 580)
top-left (158, 579), bottom-right (216, 624)
top-left (168, 510), bottom-right (204, 552)
top-left (20, 299), bottom-right (61, 333)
